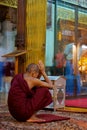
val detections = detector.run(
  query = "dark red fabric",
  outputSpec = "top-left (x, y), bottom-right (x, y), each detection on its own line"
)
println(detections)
top-left (35, 113), bottom-right (70, 123)
top-left (65, 98), bottom-right (87, 108)
top-left (8, 74), bottom-right (52, 122)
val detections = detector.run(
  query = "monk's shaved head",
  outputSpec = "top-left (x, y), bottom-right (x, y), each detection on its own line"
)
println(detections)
top-left (26, 63), bottom-right (40, 73)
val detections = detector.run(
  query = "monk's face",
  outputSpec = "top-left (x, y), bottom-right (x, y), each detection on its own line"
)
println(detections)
top-left (32, 71), bottom-right (39, 78)
top-left (37, 72), bottom-right (42, 79)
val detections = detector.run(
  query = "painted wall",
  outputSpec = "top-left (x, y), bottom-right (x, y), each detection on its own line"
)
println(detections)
top-left (45, 4), bottom-right (54, 67)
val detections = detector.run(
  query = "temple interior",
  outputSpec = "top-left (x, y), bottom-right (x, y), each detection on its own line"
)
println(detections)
top-left (0, 0), bottom-right (87, 129)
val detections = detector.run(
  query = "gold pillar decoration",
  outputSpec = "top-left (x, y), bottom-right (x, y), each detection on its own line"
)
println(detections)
top-left (26, 0), bottom-right (47, 66)
top-left (58, 31), bottom-right (62, 41)
top-left (0, 0), bottom-right (17, 8)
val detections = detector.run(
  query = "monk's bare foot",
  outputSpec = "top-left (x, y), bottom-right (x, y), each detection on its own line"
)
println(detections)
top-left (27, 115), bottom-right (45, 123)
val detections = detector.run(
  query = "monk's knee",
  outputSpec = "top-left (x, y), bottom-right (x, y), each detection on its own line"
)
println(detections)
top-left (40, 87), bottom-right (49, 93)
top-left (41, 87), bottom-right (52, 98)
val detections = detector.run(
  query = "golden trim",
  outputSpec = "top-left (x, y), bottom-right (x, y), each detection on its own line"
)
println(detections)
top-left (0, 0), bottom-right (17, 8)
top-left (57, 107), bottom-right (87, 113)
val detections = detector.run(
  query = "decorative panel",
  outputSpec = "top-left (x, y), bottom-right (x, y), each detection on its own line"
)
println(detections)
top-left (26, 0), bottom-right (46, 66)
top-left (57, 7), bottom-right (87, 25)
top-left (0, 0), bottom-right (17, 8)
top-left (62, 0), bottom-right (87, 8)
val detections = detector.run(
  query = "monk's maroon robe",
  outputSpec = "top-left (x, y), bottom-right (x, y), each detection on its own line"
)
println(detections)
top-left (8, 74), bottom-right (52, 121)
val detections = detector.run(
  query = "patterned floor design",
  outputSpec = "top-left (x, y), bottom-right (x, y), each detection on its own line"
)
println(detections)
top-left (0, 104), bottom-right (87, 130)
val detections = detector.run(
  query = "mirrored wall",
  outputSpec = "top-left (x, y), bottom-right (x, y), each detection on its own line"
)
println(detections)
top-left (46, 0), bottom-right (87, 98)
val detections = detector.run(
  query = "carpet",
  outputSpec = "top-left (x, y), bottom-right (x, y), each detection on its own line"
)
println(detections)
top-left (35, 113), bottom-right (70, 123)
top-left (65, 98), bottom-right (87, 108)
top-left (0, 112), bottom-right (70, 123)
top-left (0, 105), bottom-right (70, 123)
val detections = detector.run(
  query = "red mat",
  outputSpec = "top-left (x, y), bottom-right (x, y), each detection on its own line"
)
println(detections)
top-left (65, 98), bottom-right (87, 108)
top-left (33, 113), bottom-right (70, 123)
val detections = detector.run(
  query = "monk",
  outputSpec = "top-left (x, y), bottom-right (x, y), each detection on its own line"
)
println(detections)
top-left (8, 60), bottom-right (53, 122)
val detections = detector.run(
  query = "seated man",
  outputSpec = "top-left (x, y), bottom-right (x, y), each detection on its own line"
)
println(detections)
top-left (8, 60), bottom-right (53, 122)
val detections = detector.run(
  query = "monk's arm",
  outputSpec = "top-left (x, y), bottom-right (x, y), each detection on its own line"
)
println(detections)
top-left (33, 78), bottom-right (53, 89)
top-left (38, 60), bottom-right (52, 86)
top-left (41, 71), bottom-right (52, 85)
